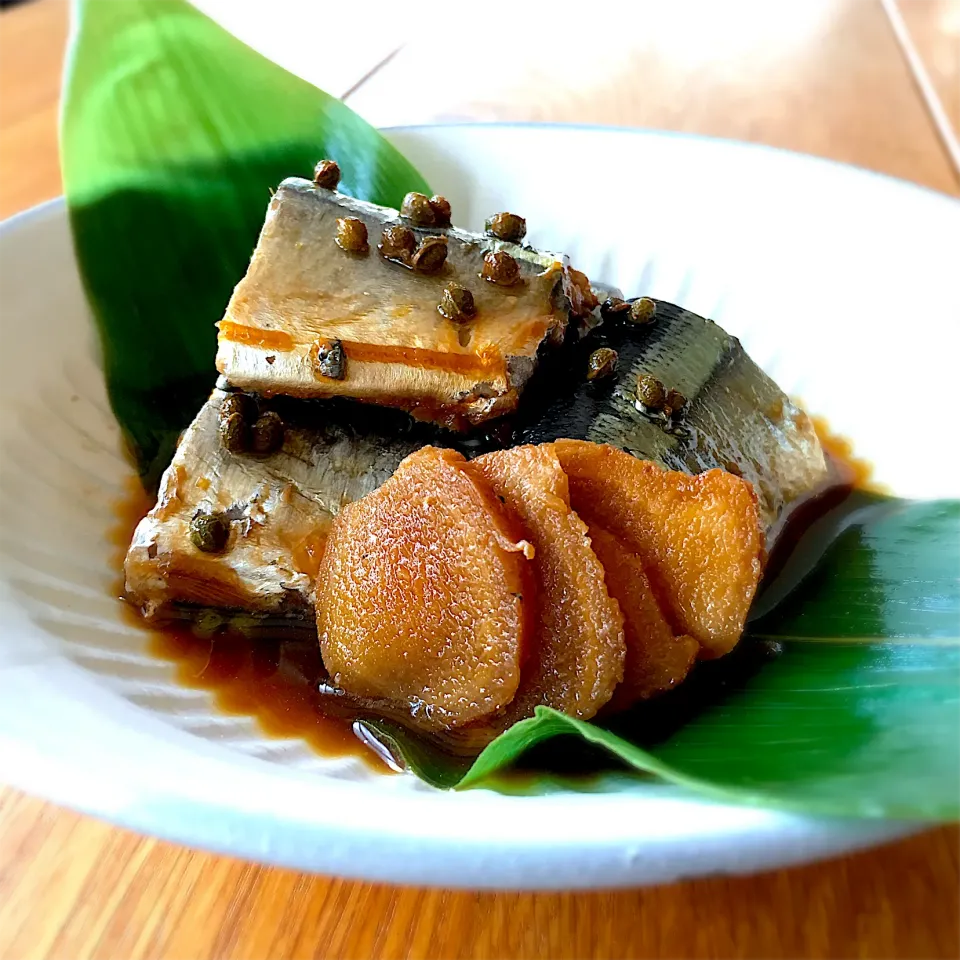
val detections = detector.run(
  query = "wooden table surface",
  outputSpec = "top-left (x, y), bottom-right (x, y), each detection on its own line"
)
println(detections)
top-left (1, 1), bottom-right (958, 957)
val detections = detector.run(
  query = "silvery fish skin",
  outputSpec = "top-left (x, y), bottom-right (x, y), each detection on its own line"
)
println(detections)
top-left (215, 179), bottom-right (593, 430)
top-left (126, 301), bottom-right (826, 619)
top-left (510, 300), bottom-right (829, 532)
top-left (124, 387), bottom-right (417, 619)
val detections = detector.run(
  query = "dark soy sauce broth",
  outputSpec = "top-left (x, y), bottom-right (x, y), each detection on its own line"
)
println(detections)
top-left (109, 477), bottom-right (389, 773)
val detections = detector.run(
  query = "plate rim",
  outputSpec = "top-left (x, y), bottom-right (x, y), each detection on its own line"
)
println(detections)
top-left (383, 120), bottom-right (960, 206)
top-left (2, 124), bottom-right (953, 888)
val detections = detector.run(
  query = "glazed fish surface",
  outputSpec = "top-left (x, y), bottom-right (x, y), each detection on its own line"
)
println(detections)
top-left (130, 160), bottom-right (827, 617)
top-left (124, 386), bottom-right (417, 619)
top-left (126, 298), bottom-right (826, 619)
top-left (215, 177), bottom-right (594, 430)
top-left (511, 299), bottom-right (829, 531)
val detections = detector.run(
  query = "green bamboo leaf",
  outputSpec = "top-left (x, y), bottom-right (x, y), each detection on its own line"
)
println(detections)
top-left (454, 497), bottom-right (960, 818)
top-left (448, 500), bottom-right (960, 819)
top-left (61, 0), bottom-right (430, 484)
top-left (358, 718), bottom-right (478, 790)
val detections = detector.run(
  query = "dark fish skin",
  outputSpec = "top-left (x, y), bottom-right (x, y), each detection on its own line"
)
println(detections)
top-left (503, 300), bottom-right (828, 531)
top-left (124, 386), bottom-right (421, 619)
top-left (262, 297), bottom-right (826, 531)
top-left (127, 301), bottom-right (826, 618)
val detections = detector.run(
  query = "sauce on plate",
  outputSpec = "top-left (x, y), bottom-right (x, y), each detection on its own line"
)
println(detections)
top-left (109, 476), bottom-right (388, 773)
top-left (110, 420), bottom-right (871, 776)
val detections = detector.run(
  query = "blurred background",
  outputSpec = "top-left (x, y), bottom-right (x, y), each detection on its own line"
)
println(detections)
top-left (1, 0), bottom-right (958, 221)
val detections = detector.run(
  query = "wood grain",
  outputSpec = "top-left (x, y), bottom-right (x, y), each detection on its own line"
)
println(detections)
top-left (1, 1), bottom-right (959, 958)
top-left (348, 0), bottom-right (960, 196)
top-left (0, 0), bottom-right (68, 219)
top-left (899, 0), bottom-right (960, 130)
top-left (1, 789), bottom-right (957, 960)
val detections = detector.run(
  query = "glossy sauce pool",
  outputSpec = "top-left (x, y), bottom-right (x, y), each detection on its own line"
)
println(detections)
top-left (110, 421), bottom-right (873, 775)
top-left (109, 477), bottom-right (389, 773)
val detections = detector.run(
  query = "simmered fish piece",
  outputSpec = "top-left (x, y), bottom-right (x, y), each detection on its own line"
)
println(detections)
top-left (216, 178), bottom-right (589, 429)
top-left (124, 387), bottom-right (416, 619)
top-left (512, 299), bottom-right (829, 531)
top-left (129, 300), bottom-right (828, 620)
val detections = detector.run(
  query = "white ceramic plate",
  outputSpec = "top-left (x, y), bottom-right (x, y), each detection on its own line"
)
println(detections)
top-left (1, 126), bottom-right (958, 890)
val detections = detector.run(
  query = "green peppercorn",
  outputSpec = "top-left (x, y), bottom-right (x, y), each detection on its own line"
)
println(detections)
top-left (220, 393), bottom-right (254, 423)
top-left (313, 159), bottom-right (341, 190)
top-left (636, 373), bottom-right (666, 409)
top-left (314, 338), bottom-right (346, 380)
top-left (219, 412), bottom-right (249, 454)
top-left (600, 297), bottom-right (630, 322)
top-left (665, 388), bottom-right (686, 414)
top-left (250, 411), bottom-right (285, 454)
top-left (429, 195), bottom-right (452, 227)
top-left (438, 283), bottom-right (476, 322)
top-left (484, 212), bottom-right (526, 243)
top-left (586, 347), bottom-right (619, 381)
top-left (411, 236), bottom-right (448, 274)
top-left (481, 250), bottom-right (521, 286)
top-left (400, 192), bottom-right (437, 226)
top-left (378, 224), bottom-right (416, 261)
top-left (190, 512), bottom-right (230, 553)
top-left (628, 297), bottom-right (657, 325)
top-left (335, 217), bottom-right (369, 253)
